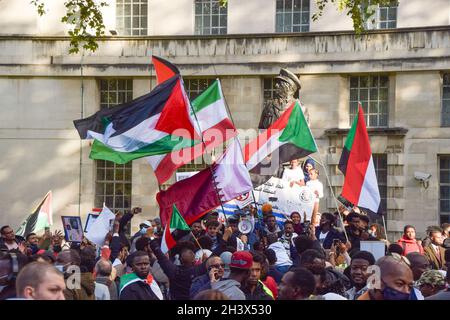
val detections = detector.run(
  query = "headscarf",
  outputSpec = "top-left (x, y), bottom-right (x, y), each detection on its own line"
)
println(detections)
top-left (303, 158), bottom-right (316, 183)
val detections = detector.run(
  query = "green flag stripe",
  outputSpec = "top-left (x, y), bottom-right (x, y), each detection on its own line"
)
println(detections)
top-left (171, 205), bottom-right (190, 231)
top-left (344, 114), bottom-right (358, 150)
top-left (278, 102), bottom-right (317, 153)
top-left (191, 80), bottom-right (221, 113)
top-left (90, 136), bottom-right (199, 164)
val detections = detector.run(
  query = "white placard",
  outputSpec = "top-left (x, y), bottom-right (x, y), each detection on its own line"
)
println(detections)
top-left (360, 241), bottom-right (386, 261)
top-left (255, 177), bottom-right (315, 220)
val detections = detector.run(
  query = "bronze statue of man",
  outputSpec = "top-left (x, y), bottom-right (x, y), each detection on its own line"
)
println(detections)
top-left (258, 68), bottom-right (308, 129)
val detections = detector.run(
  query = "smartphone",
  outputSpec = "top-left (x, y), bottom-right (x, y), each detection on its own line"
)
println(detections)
top-left (333, 239), bottom-right (341, 247)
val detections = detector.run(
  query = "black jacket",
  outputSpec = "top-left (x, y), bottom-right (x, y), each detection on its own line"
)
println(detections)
top-left (315, 227), bottom-right (346, 249)
top-left (242, 281), bottom-right (273, 300)
top-left (149, 239), bottom-right (208, 300)
top-left (119, 281), bottom-right (161, 300)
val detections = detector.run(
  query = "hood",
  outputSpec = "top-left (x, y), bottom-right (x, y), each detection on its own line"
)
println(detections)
top-left (214, 279), bottom-right (241, 291)
top-left (268, 241), bottom-right (285, 251)
top-left (398, 235), bottom-right (417, 244)
top-left (80, 272), bottom-right (95, 295)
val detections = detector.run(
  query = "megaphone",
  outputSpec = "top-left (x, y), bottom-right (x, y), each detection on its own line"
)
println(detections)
top-left (238, 220), bottom-right (252, 234)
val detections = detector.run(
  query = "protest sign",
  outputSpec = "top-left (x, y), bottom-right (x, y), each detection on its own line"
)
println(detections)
top-left (85, 206), bottom-right (116, 246)
top-left (360, 241), bottom-right (386, 261)
top-left (61, 216), bottom-right (84, 243)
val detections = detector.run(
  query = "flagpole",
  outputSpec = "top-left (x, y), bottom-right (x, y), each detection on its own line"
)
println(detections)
top-left (180, 78), bottom-right (227, 217)
top-left (297, 101), bottom-right (349, 242)
top-left (381, 214), bottom-right (389, 242)
top-left (216, 78), bottom-right (261, 216)
top-left (78, 50), bottom-right (85, 217)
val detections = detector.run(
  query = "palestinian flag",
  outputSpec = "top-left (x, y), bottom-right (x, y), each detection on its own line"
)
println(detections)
top-left (73, 75), bottom-right (200, 164)
top-left (147, 79), bottom-right (236, 184)
top-left (244, 101), bottom-right (317, 185)
top-left (161, 204), bottom-right (191, 254)
top-left (16, 191), bottom-right (52, 237)
top-left (152, 55), bottom-right (180, 85)
top-left (338, 103), bottom-right (380, 214)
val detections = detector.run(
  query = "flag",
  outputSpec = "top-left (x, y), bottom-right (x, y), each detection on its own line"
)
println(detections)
top-left (73, 75), bottom-right (200, 164)
top-left (160, 204), bottom-right (191, 254)
top-left (147, 79), bottom-right (236, 184)
top-left (16, 191), bottom-right (52, 237)
top-left (85, 205), bottom-right (116, 246)
top-left (119, 273), bottom-right (163, 300)
top-left (152, 55), bottom-right (180, 85)
top-left (157, 138), bottom-right (253, 226)
top-left (244, 101), bottom-right (317, 185)
top-left (338, 103), bottom-right (381, 214)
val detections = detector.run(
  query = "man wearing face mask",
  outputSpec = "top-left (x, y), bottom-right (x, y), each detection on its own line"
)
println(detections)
top-left (357, 255), bottom-right (414, 300)
top-left (130, 220), bottom-right (152, 253)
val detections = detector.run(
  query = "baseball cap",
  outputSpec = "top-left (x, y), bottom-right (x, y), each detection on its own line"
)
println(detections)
top-left (229, 251), bottom-right (253, 269)
top-left (140, 220), bottom-right (152, 228)
top-left (417, 270), bottom-right (446, 287)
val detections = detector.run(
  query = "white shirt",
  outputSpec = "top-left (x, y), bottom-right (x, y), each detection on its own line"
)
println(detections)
top-left (319, 231), bottom-right (329, 242)
top-left (282, 167), bottom-right (304, 183)
top-left (268, 241), bottom-right (292, 267)
top-left (306, 179), bottom-right (324, 203)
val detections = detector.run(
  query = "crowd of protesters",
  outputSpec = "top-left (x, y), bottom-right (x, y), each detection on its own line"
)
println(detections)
top-left (1, 200), bottom-right (449, 300)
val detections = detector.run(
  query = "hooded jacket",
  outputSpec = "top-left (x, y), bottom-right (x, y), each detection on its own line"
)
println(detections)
top-left (64, 272), bottom-right (95, 300)
top-left (397, 235), bottom-right (424, 256)
top-left (268, 241), bottom-right (292, 267)
top-left (211, 279), bottom-right (246, 300)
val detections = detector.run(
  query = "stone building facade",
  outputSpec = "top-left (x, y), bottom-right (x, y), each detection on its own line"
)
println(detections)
top-left (0, 0), bottom-right (449, 239)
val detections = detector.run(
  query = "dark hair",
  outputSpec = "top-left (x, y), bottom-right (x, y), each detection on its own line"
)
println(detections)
top-left (346, 211), bottom-right (361, 223)
top-left (444, 248), bottom-right (450, 263)
top-left (135, 236), bottom-right (150, 251)
top-left (301, 249), bottom-right (326, 264)
top-left (229, 266), bottom-right (250, 277)
top-left (250, 251), bottom-right (266, 264)
top-left (264, 249), bottom-right (277, 265)
top-left (388, 244), bottom-right (404, 255)
top-left (321, 212), bottom-right (336, 226)
top-left (293, 235), bottom-right (316, 255)
top-left (359, 215), bottom-right (370, 225)
top-left (403, 225), bottom-right (415, 234)
top-left (225, 245), bottom-right (237, 253)
top-left (197, 236), bottom-right (213, 251)
top-left (80, 246), bottom-right (96, 273)
top-left (25, 233), bottom-right (36, 241)
top-left (284, 220), bottom-right (294, 228)
top-left (288, 267), bottom-right (316, 297)
top-left (428, 226), bottom-right (443, 237)
top-left (0, 225), bottom-right (11, 234)
top-left (174, 240), bottom-right (196, 256)
top-left (253, 241), bottom-right (264, 251)
top-left (351, 250), bottom-right (376, 266)
top-left (266, 214), bottom-right (276, 221)
top-left (206, 220), bottom-right (220, 229)
top-left (129, 250), bottom-right (149, 266)
top-left (29, 252), bottom-right (55, 264)
top-left (290, 212), bottom-right (301, 219)
top-left (194, 289), bottom-right (229, 300)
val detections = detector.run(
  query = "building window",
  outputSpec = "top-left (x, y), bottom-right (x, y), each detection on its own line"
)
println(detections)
top-left (95, 161), bottom-right (132, 212)
top-left (194, 0), bottom-right (227, 35)
top-left (276, 0), bottom-right (310, 33)
top-left (96, 79), bottom-right (134, 212)
top-left (185, 78), bottom-right (214, 100)
top-left (263, 77), bottom-right (277, 103)
top-left (440, 156), bottom-right (450, 223)
top-left (116, 0), bottom-right (148, 36)
top-left (100, 79), bottom-right (133, 109)
top-left (362, 0), bottom-right (397, 30)
top-left (349, 75), bottom-right (389, 127)
top-left (442, 73), bottom-right (450, 127)
top-left (373, 154), bottom-right (387, 215)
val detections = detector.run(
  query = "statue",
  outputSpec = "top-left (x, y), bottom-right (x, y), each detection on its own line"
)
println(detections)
top-left (258, 68), bottom-right (308, 129)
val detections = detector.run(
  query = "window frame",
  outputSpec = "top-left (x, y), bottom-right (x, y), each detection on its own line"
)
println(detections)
top-left (439, 155), bottom-right (450, 223)
top-left (116, 0), bottom-right (148, 36)
top-left (194, 0), bottom-right (228, 35)
top-left (442, 73), bottom-right (450, 127)
top-left (275, 0), bottom-right (310, 33)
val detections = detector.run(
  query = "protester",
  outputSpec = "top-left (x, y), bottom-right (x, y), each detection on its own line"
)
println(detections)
top-left (241, 252), bottom-right (273, 300)
top-left (0, 226), bottom-right (24, 251)
top-left (264, 248), bottom-right (283, 284)
top-left (263, 215), bottom-right (283, 239)
top-left (302, 158), bottom-right (315, 183)
top-left (279, 220), bottom-right (297, 258)
top-left (24, 233), bottom-right (40, 255)
top-left (205, 220), bottom-right (226, 251)
top-left (306, 168), bottom-right (324, 218)
top-left (282, 159), bottom-right (305, 187)
top-left (16, 262), bottom-right (65, 300)
top-left (406, 252), bottom-right (430, 282)
top-left (290, 212), bottom-right (304, 235)
top-left (357, 255), bottom-right (413, 300)
top-left (426, 266), bottom-right (450, 300)
top-left (211, 251), bottom-right (252, 300)
top-left (423, 226), bottom-right (446, 270)
top-left (0, 251), bottom-right (29, 299)
top-left (417, 270), bottom-right (446, 298)
top-left (315, 212), bottom-right (345, 249)
top-left (267, 233), bottom-right (292, 274)
top-left (190, 255), bottom-right (225, 299)
top-left (119, 251), bottom-right (163, 300)
top-left (345, 251), bottom-right (375, 300)
top-left (397, 225), bottom-right (424, 256)
top-left (94, 258), bottom-right (118, 300)
top-left (219, 251), bottom-right (232, 278)
top-left (278, 267), bottom-right (316, 300)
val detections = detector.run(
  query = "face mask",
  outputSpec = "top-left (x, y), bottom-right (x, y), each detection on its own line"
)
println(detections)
top-left (53, 245), bottom-right (62, 253)
top-left (140, 227), bottom-right (147, 235)
top-left (368, 230), bottom-right (376, 237)
top-left (382, 285), bottom-right (411, 301)
top-left (153, 227), bottom-right (158, 233)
